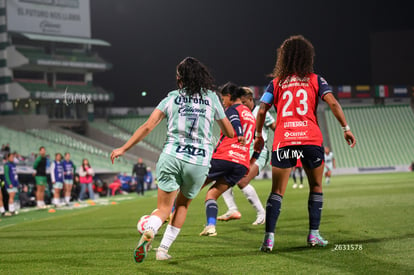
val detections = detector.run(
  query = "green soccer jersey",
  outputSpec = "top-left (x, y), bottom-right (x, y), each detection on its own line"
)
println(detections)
top-left (156, 89), bottom-right (226, 166)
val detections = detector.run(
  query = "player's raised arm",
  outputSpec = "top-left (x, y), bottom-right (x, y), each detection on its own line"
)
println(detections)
top-left (111, 109), bottom-right (165, 163)
top-left (216, 117), bottom-right (235, 138)
top-left (323, 93), bottom-right (356, 148)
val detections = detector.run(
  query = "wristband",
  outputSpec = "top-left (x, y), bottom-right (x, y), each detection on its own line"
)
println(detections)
top-left (255, 131), bottom-right (262, 137)
top-left (252, 151), bottom-right (260, 159)
top-left (342, 125), bottom-right (351, 132)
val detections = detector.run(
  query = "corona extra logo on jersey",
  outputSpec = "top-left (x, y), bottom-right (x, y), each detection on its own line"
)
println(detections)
top-left (241, 110), bottom-right (255, 123)
top-left (174, 96), bottom-right (210, 106)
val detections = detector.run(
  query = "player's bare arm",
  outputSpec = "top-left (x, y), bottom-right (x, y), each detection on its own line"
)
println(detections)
top-left (323, 93), bottom-right (356, 148)
top-left (254, 103), bottom-right (271, 152)
top-left (270, 121), bottom-right (277, 131)
top-left (111, 109), bottom-right (165, 162)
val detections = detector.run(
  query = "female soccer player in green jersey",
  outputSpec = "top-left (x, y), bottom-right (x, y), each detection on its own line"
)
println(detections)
top-left (111, 57), bottom-right (234, 263)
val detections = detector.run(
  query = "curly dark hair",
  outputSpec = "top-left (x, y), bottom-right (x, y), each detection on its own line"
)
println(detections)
top-left (176, 57), bottom-right (215, 97)
top-left (219, 82), bottom-right (245, 101)
top-left (271, 35), bottom-right (315, 83)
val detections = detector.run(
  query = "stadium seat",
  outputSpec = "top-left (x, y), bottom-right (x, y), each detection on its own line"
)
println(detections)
top-left (325, 105), bottom-right (414, 168)
top-left (0, 126), bottom-right (132, 173)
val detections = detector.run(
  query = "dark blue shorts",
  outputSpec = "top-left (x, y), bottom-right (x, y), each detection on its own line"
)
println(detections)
top-left (207, 159), bottom-right (248, 186)
top-left (271, 145), bottom-right (324, 169)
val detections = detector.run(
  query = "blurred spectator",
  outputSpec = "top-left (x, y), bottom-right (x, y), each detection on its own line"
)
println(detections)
top-left (119, 172), bottom-right (132, 193)
top-left (50, 153), bottom-right (64, 207)
top-left (108, 176), bottom-right (121, 196)
top-left (144, 167), bottom-right (153, 191)
top-left (93, 177), bottom-right (107, 197)
top-left (19, 184), bottom-right (36, 208)
top-left (0, 178), bottom-right (11, 216)
top-left (132, 158), bottom-right (146, 196)
top-left (71, 175), bottom-right (81, 201)
top-left (63, 152), bottom-right (76, 205)
top-left (3, 144), bottom-right (10, 154)
top-left (79, 159), bottom-right (95, 201)
top-left (33, 146), bottom-right (48, 209)
top-left (13, 152), bottom-right (25, 164)
top-left (4, 152), bottom-right (19, 215)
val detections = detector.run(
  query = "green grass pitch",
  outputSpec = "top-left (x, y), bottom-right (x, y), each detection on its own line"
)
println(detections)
top-left (1, 172), bottom-right (413, 274)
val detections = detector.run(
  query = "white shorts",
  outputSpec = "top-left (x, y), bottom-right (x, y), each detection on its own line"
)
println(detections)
top-left (64, 179), bottom-right (74, 185)
top-left (53, 182), bottom-right (64, 189)
top-left (324, 164), bottom-right (333, 173)
top-left (7, 187), bottom-right (18, 193)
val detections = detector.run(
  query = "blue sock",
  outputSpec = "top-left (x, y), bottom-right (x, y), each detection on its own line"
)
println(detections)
top-left (265, 193), bottom-right (283, 233)
top-left (308, 192), bottom-right (323, 230)
top-left (205, 199), bottom-right (218, 226)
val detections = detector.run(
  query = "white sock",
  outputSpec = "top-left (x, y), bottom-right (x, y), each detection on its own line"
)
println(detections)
top-left (41, 200), bottom-right (45, 206)
top-left (222, 188), bottom-right (238, 212)
top-left (326, 177), bottom-right (330, 184)
top-left (241, 184), bottom-right (265, 216)
top-left (146, 215), bottom-right (163, 235)
top-left (159, 224), bottom-right (181, 251)
top-left (65, 196), bottom-right (70, 203)
top-left (9, 203), bottom-right (15, 212)
top-left (0, 206), bottom-right (5, 213)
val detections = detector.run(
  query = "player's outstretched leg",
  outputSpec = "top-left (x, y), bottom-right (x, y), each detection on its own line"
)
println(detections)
top-left (240, 185), bottom-right (265, 225)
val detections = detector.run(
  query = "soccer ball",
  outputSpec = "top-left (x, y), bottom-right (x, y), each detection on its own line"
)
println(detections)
top-left (137, 215), bottom-right (150, 234)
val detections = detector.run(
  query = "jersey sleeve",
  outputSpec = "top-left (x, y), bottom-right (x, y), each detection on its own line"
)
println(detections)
top-left (4, 165), bottom-right (11, 186)
top-left (317, 75), bottom-right (333, 100)
top-left (33, 156), bottom-right (41, 169)
top-left (225, 107), bottom-right (243, 136)
top-left (156, 95), bottom-right (172, 114)
top-left (50, 162), bottom-right (56, 182)
top-left (264, 111), bottom-right (275, 127)
top-left (260, 81), bottom-right (275, 105)
top-left (212, 93), bottom-right (226, 120)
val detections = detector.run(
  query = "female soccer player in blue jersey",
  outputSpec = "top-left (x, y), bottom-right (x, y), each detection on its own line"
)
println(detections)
top-left (110, 57), bottom-right (234, 263)
top-left (255, 35), bottom-right (356, 252)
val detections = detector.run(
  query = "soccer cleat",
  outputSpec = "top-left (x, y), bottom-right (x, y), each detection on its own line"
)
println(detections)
top-left (307, 232), bottom-right (328, 247)
top-left (260, 233), bottom-right (274, 252)
top-left (252, 215), bottom-right (265, 225)
top-left (299, 184), bottom-right (304, 189)
top-left (133, 229), bottom-right (154, 263)
top-left (292, 184), bottom-right (298, 189)
top-left (199, 225), bottom-right (217, 236)
top-left (155, 247), bottom-right (172, 261)
top-left (10, 211), bottom-right (19, 216)
top-left (217, 210), bottom-right (241, 221)
top-left (1, 212), bottom-right (12, 217)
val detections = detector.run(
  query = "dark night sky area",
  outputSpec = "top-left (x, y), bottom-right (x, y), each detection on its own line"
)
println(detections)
top-left (90, 0), bottom-right (413, 107)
